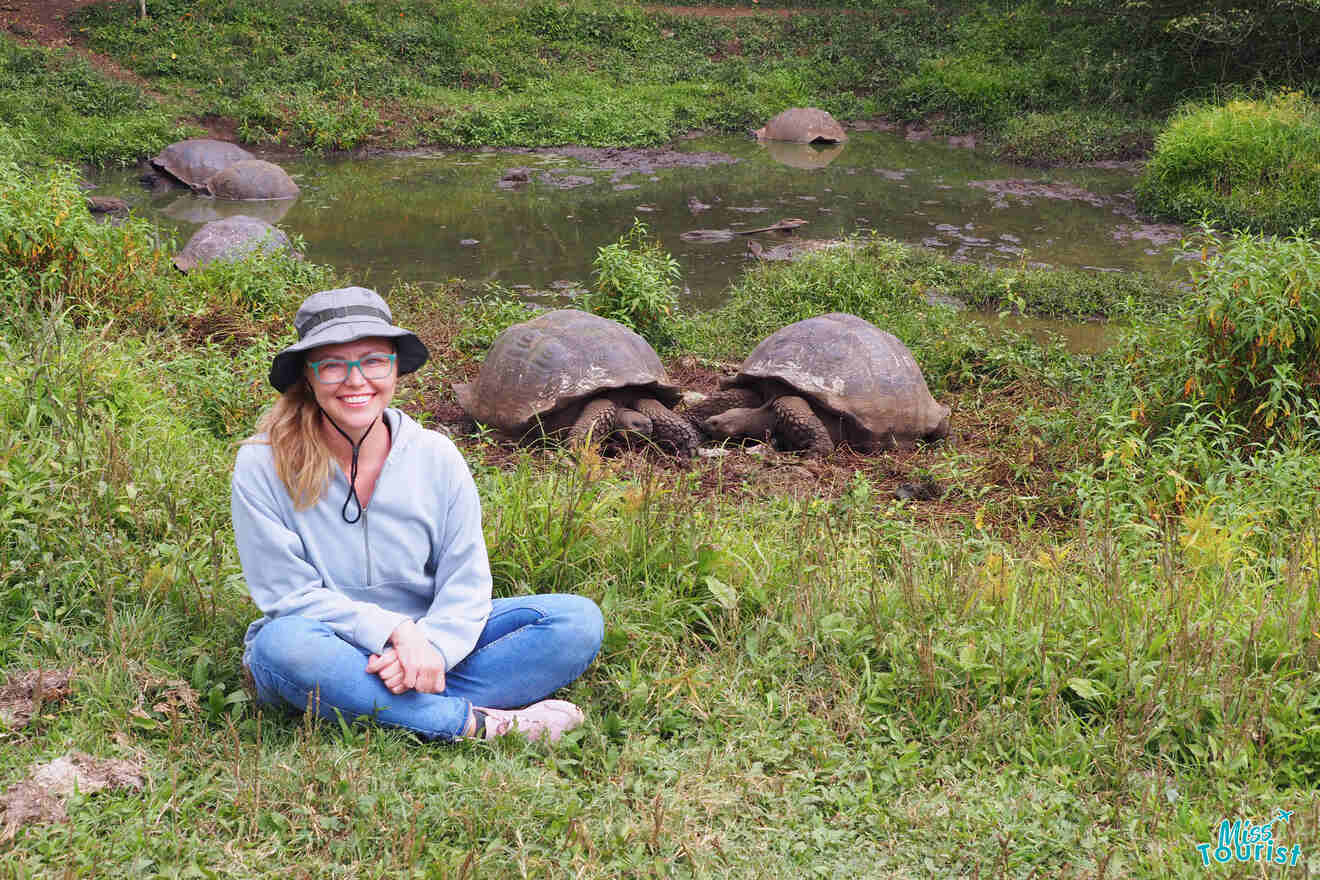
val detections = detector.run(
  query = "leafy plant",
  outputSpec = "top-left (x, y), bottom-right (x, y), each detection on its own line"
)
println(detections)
top-left (578, 219), bottom-right (681, 350)
top-left (1170, 225), bottom-right (1320, 442)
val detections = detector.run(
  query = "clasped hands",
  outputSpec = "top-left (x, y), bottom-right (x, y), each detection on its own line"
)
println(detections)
top-left (366, 619), bottom-right (447, 695)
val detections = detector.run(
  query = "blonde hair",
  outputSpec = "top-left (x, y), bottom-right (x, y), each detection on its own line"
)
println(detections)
top-left (244, 378), bottom-right (333, 510)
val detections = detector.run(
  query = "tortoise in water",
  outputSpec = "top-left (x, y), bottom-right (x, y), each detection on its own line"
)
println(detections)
top-left (734, 218), bottom-right (808, 236)
top-left (754, 108), bottom-right (848, 144)
top-left (150, 139), bottom-right (254, 189)
top-left (454, 309), bottom-right (700, 456)
top-left (173, 215), bottom-right (300, 272)
top-left (690, 313), bottom-right (950, 456)
top-left (201, 159), bottom-right (300, 200)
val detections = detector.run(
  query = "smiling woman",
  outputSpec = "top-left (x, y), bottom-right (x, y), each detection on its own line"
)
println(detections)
top-left (230, 286), bottom-right (604, 743)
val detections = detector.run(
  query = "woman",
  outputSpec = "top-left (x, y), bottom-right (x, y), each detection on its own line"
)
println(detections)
top-left (232, 286), bottom-right (603, 742)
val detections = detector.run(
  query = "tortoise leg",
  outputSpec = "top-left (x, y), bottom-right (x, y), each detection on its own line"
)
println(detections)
top-left (568, 397), bottom-right (617, 447)
top-left (771, 395), bottom-right (834, 456)
top-left (635, 398), bottom-right (700, 457)
top-left (683, 387), bottom-right (762, 427)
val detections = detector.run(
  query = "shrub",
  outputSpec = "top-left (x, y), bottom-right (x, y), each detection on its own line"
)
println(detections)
top-left (578, 219), bottom-right (681, 350)
top-left (0, 144), bottom-right (330, 329)
top-left (1167, 226), bottom-right (1320, 443)
top-left (1136, 91), bottom-right (1320, 232)
top-left (0, 145), bottom-right (172, 323)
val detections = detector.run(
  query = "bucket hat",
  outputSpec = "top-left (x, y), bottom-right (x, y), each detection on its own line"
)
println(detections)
top-left (269, 287), bottom-right (429, 392)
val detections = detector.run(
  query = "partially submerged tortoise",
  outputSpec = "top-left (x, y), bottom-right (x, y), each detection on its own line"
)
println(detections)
top-left (150, 139), bottom-right (254, 189)
top-left (172, 215), bottom-right (300, 273)
top-left (754, 108), bottom-right (848, 144)
top-left (690, 313), bottom-right (950, 455)
top-left (201, 159), bottom-right (300, 200)
top-left (454, 309), bottom-right (700, 455)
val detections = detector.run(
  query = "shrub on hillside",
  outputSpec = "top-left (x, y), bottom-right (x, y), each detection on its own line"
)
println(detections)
top-left (1136, 91), bottom-right (1320, 233)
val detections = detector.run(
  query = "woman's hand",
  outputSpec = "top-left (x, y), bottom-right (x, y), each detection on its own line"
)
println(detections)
top-left (366, 619), bottom-right (447, 694)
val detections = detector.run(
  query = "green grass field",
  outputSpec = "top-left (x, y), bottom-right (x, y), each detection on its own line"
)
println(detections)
top-left (3, 128), bottom-right (1320, 876)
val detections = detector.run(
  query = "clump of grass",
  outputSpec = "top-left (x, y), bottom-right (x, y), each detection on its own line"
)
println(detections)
top-left (1136, 90), bottom-right (1320, 232)
top-left (673, 235), bottom-right (1177, 375)
top-left (448, 285), bottom-right (537, 357)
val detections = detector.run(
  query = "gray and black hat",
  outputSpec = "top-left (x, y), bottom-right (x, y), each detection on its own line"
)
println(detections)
top-left (269, 286), bottom-right (429, 392)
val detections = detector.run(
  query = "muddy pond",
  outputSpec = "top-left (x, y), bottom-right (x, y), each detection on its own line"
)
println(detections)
top-left (92, 129), bottom-right (1186, 348)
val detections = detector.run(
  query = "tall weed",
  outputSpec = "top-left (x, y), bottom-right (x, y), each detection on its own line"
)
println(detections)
top-left (1172, 227), bottom-right (1320, 443)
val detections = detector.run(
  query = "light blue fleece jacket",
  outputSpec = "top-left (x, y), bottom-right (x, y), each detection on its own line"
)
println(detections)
top-left (231, 408), bottom-right (492, 669)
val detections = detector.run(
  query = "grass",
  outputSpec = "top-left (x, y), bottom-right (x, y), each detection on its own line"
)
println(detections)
top-left (4, 150), bottom-right (1320, 876)
top-left (0, 0), bottom-right (1304, 169)
top-left (1136, 91), bottom-right (1320, 233)
top-left (0, 38), bottom-right (190, 167)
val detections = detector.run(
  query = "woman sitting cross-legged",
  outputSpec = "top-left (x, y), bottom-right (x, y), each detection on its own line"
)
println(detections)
top-left (232, 286), bottom-right (603, 742)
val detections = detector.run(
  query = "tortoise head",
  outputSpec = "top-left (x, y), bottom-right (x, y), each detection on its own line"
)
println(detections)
top-left (702, 402), bottom-right (776, 441)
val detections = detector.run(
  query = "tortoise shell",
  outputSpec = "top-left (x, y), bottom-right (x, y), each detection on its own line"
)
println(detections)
top-left (730, 312), bottom-right (948, 446)
top-left (150, 139), bottom-right (254, 189)
top-left (754, 108), bottom-right (848, 144)
top-left (172, 215), bottom-right (298, 272)
top-left (203, 160), bottom-right (300, 200)
top-left (454, 309), bottom-right (681, 435)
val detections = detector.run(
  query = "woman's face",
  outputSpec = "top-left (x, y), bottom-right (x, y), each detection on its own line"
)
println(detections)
top-left (304, 336), bottom-right (397, 435)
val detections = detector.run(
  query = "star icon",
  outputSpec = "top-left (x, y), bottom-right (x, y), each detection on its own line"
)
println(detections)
top-left (1276, 808), bottom-right (1294, 824)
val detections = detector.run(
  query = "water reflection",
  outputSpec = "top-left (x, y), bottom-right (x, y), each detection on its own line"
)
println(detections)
top-left (158, 193), bottom-right (298, 225)
top-left (761, 141), bottom-right (846, 170)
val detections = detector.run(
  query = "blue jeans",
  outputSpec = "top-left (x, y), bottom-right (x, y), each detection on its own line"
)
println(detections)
top-left (246, 594), bottom-right (603, 741)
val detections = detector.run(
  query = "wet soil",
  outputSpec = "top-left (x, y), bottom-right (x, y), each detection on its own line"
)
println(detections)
top-left (969, 178), bottom-right (1184, 247)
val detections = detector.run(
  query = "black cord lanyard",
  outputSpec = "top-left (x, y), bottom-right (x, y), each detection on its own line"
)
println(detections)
top-left (320, 409), bottom-right (379, 524)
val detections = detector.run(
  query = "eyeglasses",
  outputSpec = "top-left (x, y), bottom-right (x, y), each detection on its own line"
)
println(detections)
top-left (306, 352), bottom-right (397, 385)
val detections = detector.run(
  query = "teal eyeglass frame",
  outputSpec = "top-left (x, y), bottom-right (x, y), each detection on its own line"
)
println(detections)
top-left (306, 352), bottom-right (397, 385)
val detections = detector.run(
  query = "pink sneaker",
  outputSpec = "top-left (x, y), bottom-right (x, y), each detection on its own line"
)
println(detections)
top-left (475, 700), bottom-right (585, 743)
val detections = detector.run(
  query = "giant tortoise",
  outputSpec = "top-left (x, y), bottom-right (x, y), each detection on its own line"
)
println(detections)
top-left (201, 159), bottom-right (300, 200)
top-left (172, 215), bottom-right (300, 272)
top-left (454, 309), bottom-right (700, 456)
top-left (690, 313), bottom-right (949, 455)
top-left (754, 108), bottom-right (848, 144)
top-left (150, 139), bottom-right (254, 189)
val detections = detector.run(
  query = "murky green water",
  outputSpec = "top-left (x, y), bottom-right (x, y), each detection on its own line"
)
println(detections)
top-left (92, 131), bottom-right (1182, 328)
